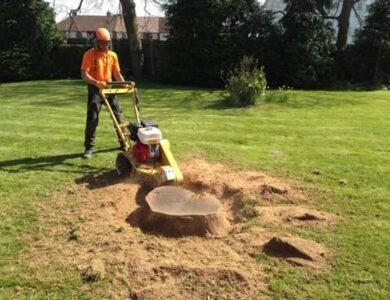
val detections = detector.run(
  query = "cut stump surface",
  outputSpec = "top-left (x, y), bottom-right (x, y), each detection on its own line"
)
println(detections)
top-left (146, 186), bottom-right (221, 216)
top-left (137, 186), bottom-right (229, 237)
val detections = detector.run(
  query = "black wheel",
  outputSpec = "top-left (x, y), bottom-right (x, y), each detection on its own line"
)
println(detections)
top-left (116, 153), bottom-right (132, 177)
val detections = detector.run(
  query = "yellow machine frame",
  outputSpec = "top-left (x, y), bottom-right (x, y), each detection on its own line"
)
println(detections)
top-left (99, 83), bottom-right (183, 185)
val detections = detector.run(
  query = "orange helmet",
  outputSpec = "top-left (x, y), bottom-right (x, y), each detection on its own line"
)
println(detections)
top-left (95, 27), bottom-right (111, 41)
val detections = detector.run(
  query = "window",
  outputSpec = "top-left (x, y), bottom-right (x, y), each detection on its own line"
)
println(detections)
top-left (160, 33), bottom-right (168, 41)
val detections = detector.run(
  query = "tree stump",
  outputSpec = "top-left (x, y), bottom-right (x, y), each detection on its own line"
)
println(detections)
top-left (140, 186), bottom-right (229, 237)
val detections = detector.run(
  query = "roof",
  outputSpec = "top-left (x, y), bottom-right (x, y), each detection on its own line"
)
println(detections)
top-left (57, 15), bottom-right (168, 33)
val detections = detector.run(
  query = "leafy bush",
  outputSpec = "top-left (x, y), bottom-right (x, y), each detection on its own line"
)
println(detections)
top-left (225, 56), bottom-right (267, 107)
top-left (0, 0), bottom-right (63, 81)
top-left (0, 46), bottom-right (32, 81)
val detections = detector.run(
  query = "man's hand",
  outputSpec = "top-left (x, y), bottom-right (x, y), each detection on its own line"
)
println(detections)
top-left (122, 81), bottom-right (135, 89)
top-left (95, 81), bottom-right (107, 89)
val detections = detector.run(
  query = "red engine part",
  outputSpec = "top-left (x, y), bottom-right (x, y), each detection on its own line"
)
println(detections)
top-left (133, 141), bottom-right (150, 163)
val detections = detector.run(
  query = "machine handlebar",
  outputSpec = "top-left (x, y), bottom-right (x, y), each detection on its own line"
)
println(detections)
top-left (106, 81), bottom-right (135, 87)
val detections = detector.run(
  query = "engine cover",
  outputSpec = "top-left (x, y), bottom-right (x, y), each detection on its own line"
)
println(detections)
top-left (137, 126), bottom-right (162, 145)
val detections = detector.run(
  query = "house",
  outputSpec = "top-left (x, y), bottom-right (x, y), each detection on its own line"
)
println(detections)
top-left (263, 0), bottom-right (376, 43)
top-left (56, 12), bottom-right (169, 41)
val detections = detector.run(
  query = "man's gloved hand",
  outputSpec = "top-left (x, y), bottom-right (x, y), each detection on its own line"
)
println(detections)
top-left (122, 81), bottom-right (135, 89)
top-left (95, 81), bottom-right (107, 89)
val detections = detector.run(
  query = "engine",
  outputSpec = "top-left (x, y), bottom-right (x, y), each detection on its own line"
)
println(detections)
top-left (133, 126), bottom-right (162, 164)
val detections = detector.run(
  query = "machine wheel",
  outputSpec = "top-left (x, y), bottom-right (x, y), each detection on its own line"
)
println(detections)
top-left (116, 153), bottom-right (132, 177)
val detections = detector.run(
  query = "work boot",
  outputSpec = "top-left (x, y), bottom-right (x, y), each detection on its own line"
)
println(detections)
top-left (83, 149), bottom-right (93, 159)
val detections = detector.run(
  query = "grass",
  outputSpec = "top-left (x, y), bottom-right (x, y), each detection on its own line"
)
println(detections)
top-left (0, 80), bottom-right (389, 299)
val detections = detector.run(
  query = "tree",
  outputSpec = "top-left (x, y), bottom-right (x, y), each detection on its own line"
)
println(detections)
top-left (334, 0), bottom-right (359, 52)
top-left (354, 0), bottom-right (390, 83)
top-left (0, 0), bottom-right (63, 81)
top-left (163, 0), bottom-right (277, 86)
top-left (120, 0), bottom-right (143, 78)
top-left (281, 0), bottom-right (336, 88)
top-left (282, 0), bottom-right (361, 54)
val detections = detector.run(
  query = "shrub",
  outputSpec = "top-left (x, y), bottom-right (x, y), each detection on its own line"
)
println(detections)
top-left (0, 46), bottom-right (32, 81)
top-left (225, 56), bottom-right (267, 107)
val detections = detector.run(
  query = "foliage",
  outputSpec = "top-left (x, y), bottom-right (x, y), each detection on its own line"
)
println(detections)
top-left (280, 0), bottom-right (336, 88)
top-left (353, 0), bottom-right (390, 84)
top-left (163, 0), bottom-right (278, 87)
top-left (0, 45), bottom-right (32, 81)
top-left (225, 56), bottom-right (267, 106)
top-left (0, 0), bottom-right (64, 81)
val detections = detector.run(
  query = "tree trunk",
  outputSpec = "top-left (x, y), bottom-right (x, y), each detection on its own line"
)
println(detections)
top-left (120, 0), bottom-right (143, 78)
top-left (373, 39), bottom-right (384, 83)
top-left (336, 0), bottom-right (355, 53)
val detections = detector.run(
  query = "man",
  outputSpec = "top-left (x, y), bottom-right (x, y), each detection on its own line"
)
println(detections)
top-left (81, 27), bottom-right (126, 159)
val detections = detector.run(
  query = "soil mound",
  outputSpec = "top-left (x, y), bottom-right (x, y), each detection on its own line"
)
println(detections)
top-left (262, 236), bottom-right (327, 269)
top-left (181, 158), bottom-right (306, 204)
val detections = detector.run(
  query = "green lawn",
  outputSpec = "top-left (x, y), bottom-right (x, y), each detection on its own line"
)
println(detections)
top-left (0, 80), bottom-right (389, 299)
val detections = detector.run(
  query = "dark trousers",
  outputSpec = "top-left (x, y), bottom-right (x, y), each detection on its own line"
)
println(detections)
top-left (84, 84), bottom-right (124, 150)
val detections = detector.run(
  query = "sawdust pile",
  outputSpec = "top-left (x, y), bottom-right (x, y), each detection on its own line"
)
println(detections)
top-left (22, 158), bottom-right (336, 299)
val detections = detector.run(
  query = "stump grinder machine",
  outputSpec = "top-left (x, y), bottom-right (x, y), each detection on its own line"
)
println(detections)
top-left (99, 81), bottom-right (183, 186)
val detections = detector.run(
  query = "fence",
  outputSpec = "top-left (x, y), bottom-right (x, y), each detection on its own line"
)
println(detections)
top-left (53, 39), bottom-right (168, 80)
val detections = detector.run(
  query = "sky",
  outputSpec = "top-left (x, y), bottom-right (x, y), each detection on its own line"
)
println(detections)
top-left (47, 0), bottom-right (266, 22)
top-left (47, 0), bottom-right (164, 22)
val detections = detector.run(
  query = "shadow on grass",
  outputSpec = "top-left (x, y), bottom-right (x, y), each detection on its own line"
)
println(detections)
top-left (263, 90), bottom-right (370, 109)
top-left (0, 148), bottom-right (116, 174)
top-left (74, 169), bottom-right (123, 189)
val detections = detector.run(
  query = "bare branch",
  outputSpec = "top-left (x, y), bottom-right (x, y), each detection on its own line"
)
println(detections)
top-left (272, 10), bottom-right (285, 17)
top-left (69, 0), bottom-right (84, 15)
top-left (352, 5), bottom-right (364, 27)
top-left (323, 15), bottom-right (339, 20)
top-left (149, 0), bottom-right (165, 6)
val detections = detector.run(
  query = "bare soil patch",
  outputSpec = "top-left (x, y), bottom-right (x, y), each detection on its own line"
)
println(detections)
top-left (23, 158), bottom-right (334, 299)
top-left (258, 206), bottom-right (336, 229)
